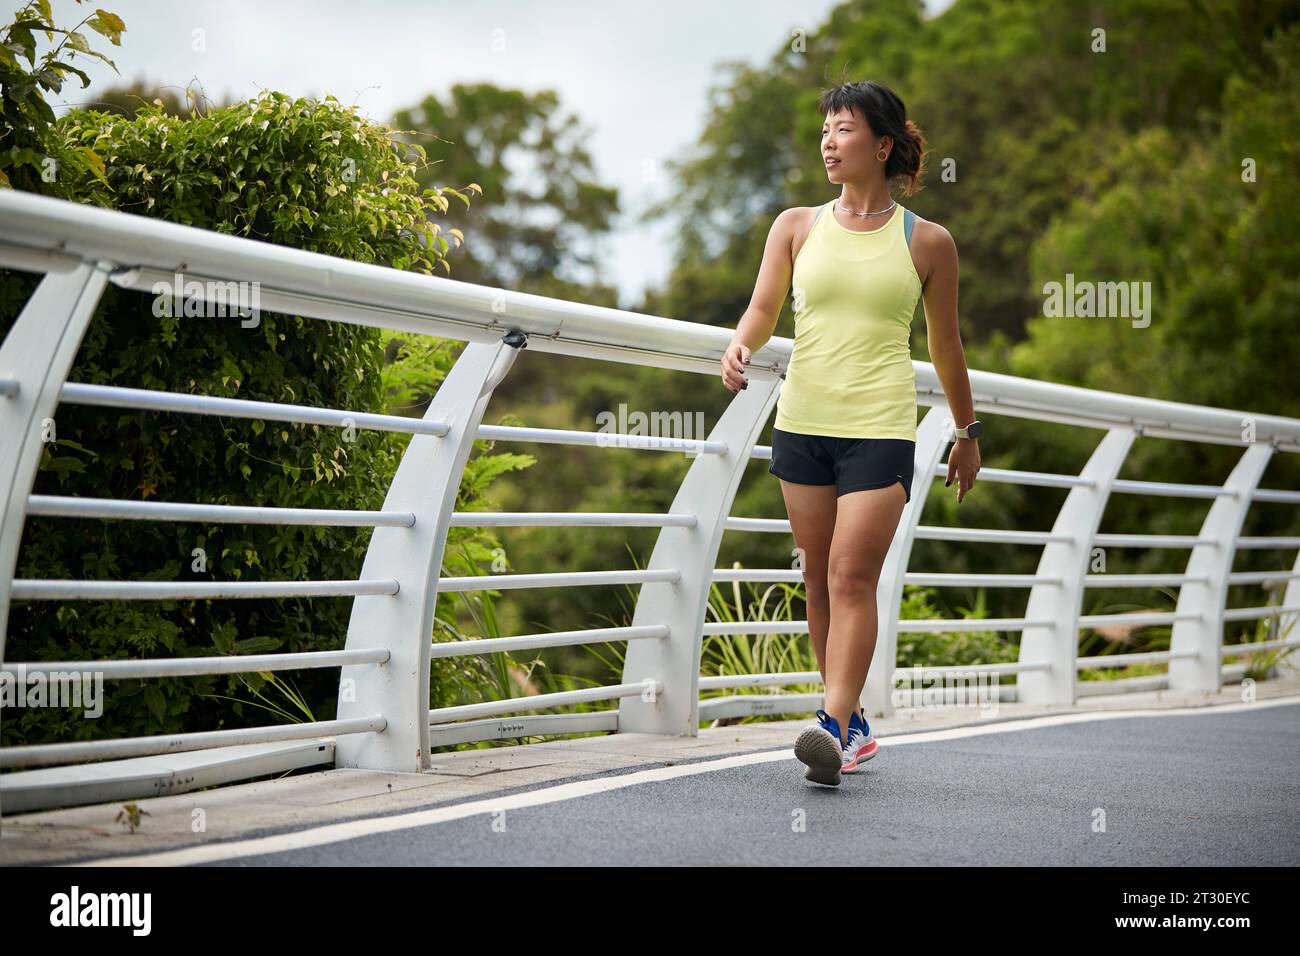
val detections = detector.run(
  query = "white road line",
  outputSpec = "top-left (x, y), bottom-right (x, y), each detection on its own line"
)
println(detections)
top-left (70, 696), bottom-right (1300, 867)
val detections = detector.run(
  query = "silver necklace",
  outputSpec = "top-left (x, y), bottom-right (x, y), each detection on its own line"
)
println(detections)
top-left (836, 197), bottom-right (896, 218)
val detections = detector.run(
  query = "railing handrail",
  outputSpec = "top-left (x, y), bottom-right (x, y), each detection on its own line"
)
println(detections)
top-left (2, 189), bottom-right (1299, 446)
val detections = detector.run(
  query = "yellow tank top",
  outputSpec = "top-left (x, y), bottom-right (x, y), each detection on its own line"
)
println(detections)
top-left (773, 198), bottom-right (923, 440)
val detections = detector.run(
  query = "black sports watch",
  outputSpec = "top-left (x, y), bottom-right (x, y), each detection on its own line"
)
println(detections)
top-left (954, 419), bottom-right (982, 440)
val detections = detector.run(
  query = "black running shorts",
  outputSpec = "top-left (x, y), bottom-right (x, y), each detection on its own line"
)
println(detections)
top-left (768, 427), bottom-right (916, 502)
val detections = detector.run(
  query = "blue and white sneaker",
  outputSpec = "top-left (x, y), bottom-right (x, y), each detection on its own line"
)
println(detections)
top-left (794, 708), bottom-right (844, 786)
top-left (841, 706), bottom-right (877, 772)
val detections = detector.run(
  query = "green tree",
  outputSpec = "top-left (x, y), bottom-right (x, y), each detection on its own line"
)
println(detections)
top-left (392, 83), bottom-right (620, 300)
top-left (0, 0), bottom-right (123, 192)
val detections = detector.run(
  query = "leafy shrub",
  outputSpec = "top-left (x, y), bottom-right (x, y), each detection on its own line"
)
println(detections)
top-left (0, 85), bottom-right (501, 746)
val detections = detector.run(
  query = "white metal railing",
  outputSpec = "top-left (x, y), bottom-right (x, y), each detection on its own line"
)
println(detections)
top-left (59, 381), bottom-right (452, 435)
top-left (2, 189), bottom-right (1300, 812)
top-left (25, 495), bottom-right (417, 527)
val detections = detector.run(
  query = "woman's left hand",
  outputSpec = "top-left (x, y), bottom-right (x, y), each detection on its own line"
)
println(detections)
top-left (945, 438), bottom-right (981, 503)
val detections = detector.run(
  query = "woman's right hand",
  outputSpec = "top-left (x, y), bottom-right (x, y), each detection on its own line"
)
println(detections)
top-left (721, 341), bottom-right (751, 392)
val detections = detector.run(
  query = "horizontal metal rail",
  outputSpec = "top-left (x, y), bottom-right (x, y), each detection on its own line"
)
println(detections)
top-left (1237, 536), bottom-right (1300, 549)
top-left (709, 569), bottom-right (1062, 587)
top-left (1075, 675), bottom-right (1170, 696)
top-left (430, 624), bottom-right (669, 658)
top-left (709, 568), bottom-right (804, 583)
top-left (698, 671), bottom-right (822, 689)
top-left (11, 579), bottom-right (400, 600)
top-left (428, 710), bottom-right (619, 747)
top-left (723, 516), bottom-right (794, 534)
top-left (698, 693), bottom-right (822, 720)
top-left (447, 511), bottom-right (697, 528)
top-left (1220, 636), bottom-right (1300, 656)
top-left (1221, 604), bottom-right (1300, 622)
top-left (1083, 573), bottom-right (1207, 587)
top-left (704, 616), bottom-right (1061, 636)
top-left (893, 683), bottom-right (1016, 704)
top-left (1109, 478), bottom-right (1239, 499)
top-left (899, 616), bottom-right (1055, 633)
top-left (723, 518), bottom-right (1076, 546)
top-left (60, 381), bottom-right (449, 436)
top-left (902, 572), bottom-right (1060, 587)
top-left (1092, 533), bottom-right (1218, 548)
top-left (1226, 570), bottom-right (1300, 585)
top-left (26, 495), bottom-right (416, 527)
top-left (1077, 610), bottom-right (1199, 627)
top-left (435, 569), bottom-right (680, 592)
top-left (913, 527), bottom-right (1074, 545)
top-left (924, 465), bottom-right (1095, 490)
top-left (893, 660), bottom-right (1051, 676)
top-left (0, 740), bottom-right (337, 816)
top-left (1, 648), bottom-right (389, 680)
top-left (0, 241), bottom-right (81, 274)
top-left (0, 715), bottom-right (386, 769)
top-left (697, 659), bottom-right (1057, 690)
top-left (428, 681), bottom-right (664, 723)
top-left (476, 423), bottom-right (726, 455)
top-left (1249, 488), bottom-right (1300, 504)
top-left (703, 620), bottom-right (809, 636)
top-left (1076, 649), bottom-right (1198, 668)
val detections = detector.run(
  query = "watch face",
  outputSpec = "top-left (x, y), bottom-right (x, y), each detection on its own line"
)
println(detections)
top-left (968, 421), bottom-right (983, 438)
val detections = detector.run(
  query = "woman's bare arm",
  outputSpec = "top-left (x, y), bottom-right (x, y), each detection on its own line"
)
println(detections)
top-left (919, 221), bottom-right (981, 500)
top-left (722, 208), bottom-right (798, 391)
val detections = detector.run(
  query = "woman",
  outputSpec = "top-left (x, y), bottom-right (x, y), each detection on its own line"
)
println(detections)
top-left (720, 80), bottom-right (981, 787)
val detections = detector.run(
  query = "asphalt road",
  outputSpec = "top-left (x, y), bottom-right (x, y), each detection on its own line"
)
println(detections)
top-left (201, 701), bottom-right (1300, 866)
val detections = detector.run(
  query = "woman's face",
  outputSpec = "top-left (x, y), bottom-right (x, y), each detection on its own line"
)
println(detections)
top-left (821, 107), bottom-right (884, 181)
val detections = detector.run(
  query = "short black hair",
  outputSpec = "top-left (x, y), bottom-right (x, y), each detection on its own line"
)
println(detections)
top-left (818, 81), bottom-right (928, 197)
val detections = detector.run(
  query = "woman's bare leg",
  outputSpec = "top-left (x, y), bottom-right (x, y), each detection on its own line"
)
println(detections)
top-left (822, 481), bottom-right (907, 738)
top-left (777, 479), bottom-right (838, 723)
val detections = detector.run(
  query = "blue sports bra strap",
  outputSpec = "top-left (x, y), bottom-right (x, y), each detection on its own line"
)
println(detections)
top-left (903, 207), bottom-right (915, 246)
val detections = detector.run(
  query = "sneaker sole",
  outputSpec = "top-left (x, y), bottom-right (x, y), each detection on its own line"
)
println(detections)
top-left (794, 725), bottom-right (843, 786)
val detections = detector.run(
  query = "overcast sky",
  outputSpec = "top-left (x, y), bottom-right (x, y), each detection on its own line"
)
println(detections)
top-left (15, 0), bottom-right (954, 308)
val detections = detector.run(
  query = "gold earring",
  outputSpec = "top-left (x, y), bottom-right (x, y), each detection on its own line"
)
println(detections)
top-left (876, 149), bottom-right (889, 162)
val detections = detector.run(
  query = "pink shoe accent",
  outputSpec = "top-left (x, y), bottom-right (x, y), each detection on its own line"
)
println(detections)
top-left (841, 738), bottom-right (878, 772)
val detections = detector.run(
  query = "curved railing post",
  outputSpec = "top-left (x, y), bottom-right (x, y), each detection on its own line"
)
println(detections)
top-left (863, 405), bottom-right (953, 719)
top-left (1169, 439), bottom-right (1274, 693)
top-left (1018, 426), bottom-right (1136, 705)
top-left (618, 373), bottom-right (781, 736)
top-left (0, 263), bottom-right (110, 659)
top-left (335, 334), bottom-right (525, 772)
top-left (1277, 544), bottom-right (1300, 680)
